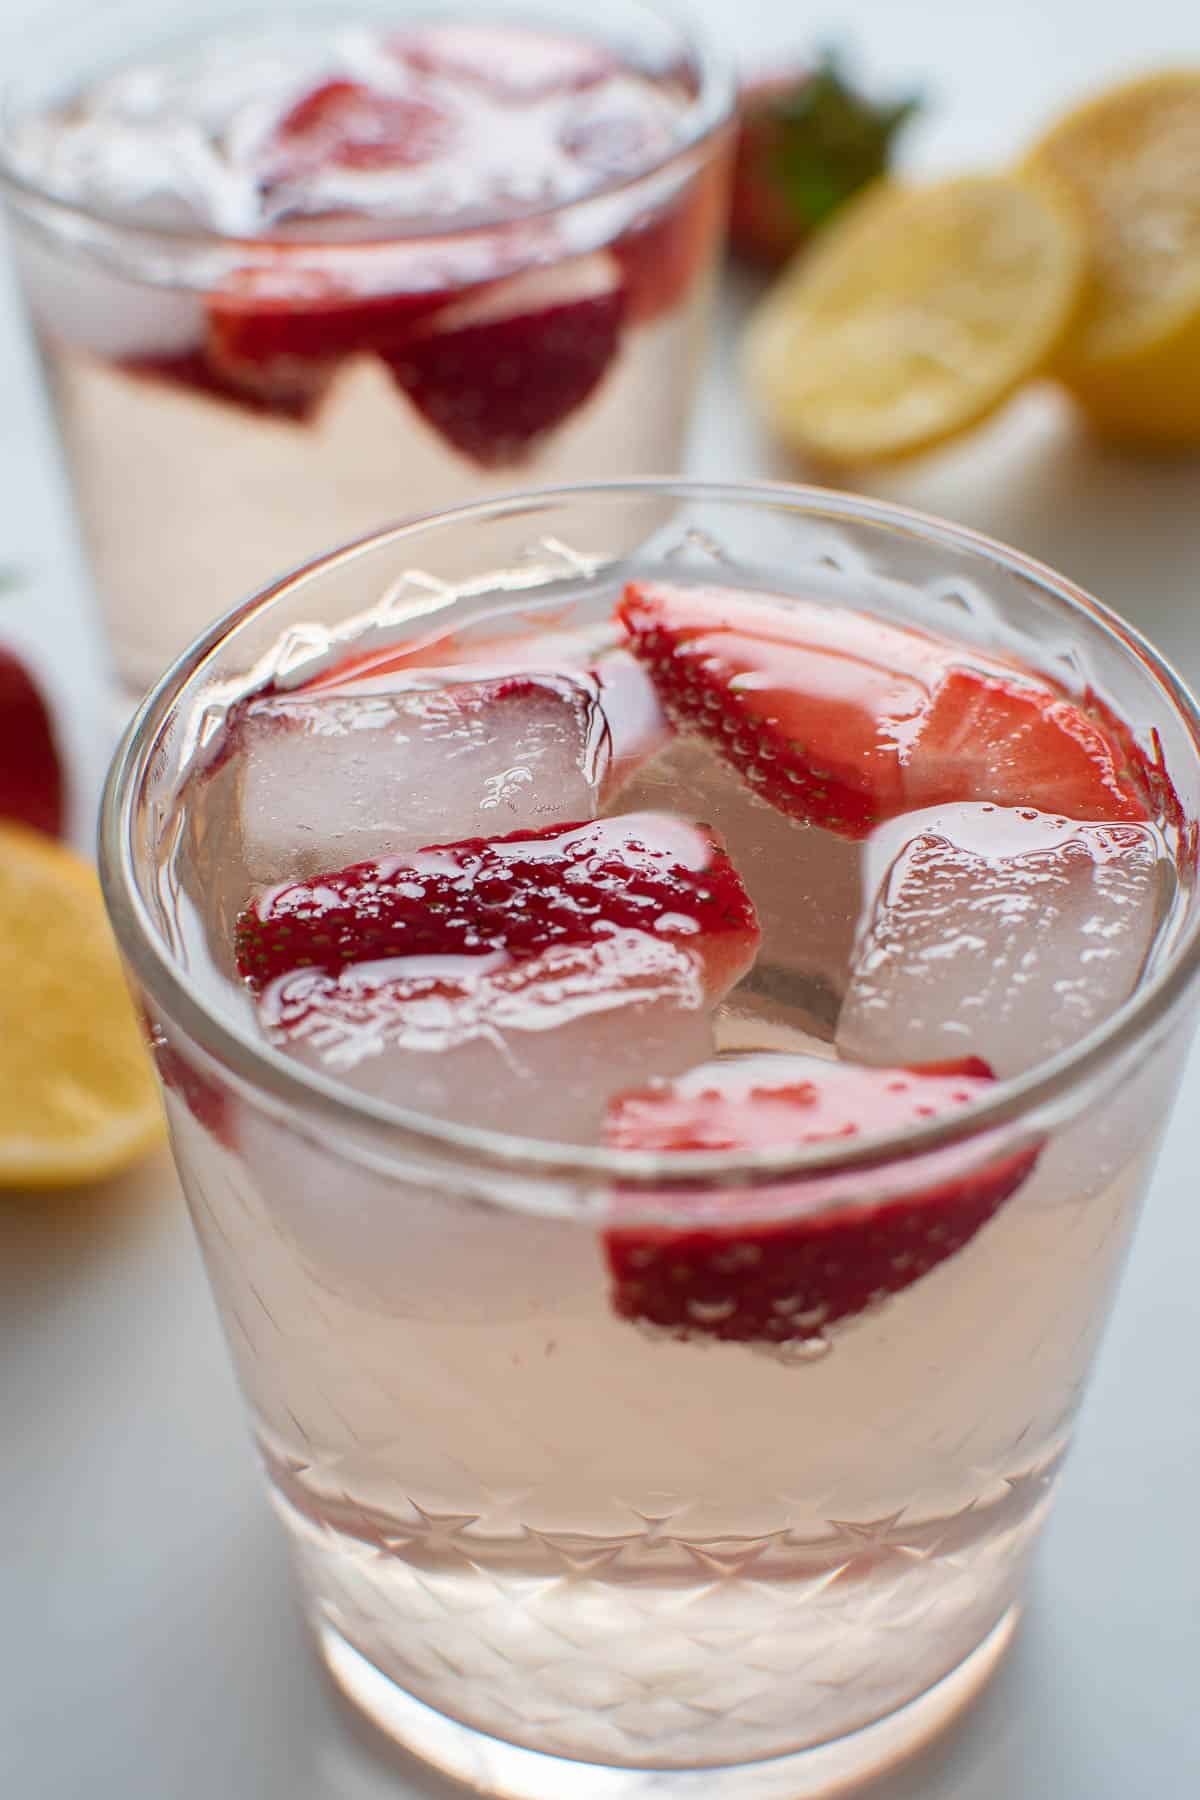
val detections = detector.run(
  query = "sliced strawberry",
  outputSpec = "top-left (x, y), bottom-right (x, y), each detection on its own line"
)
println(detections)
top-left (235, 813), bottom-right (759, 1003)
top-left (204, 267), bottom-right (455, 410)
top-left (266, 78), bottom-right (458, 177)
top-left (905, 669), bottom-right (1155, 822)
top-left (613, 156), bottom-right (732, 324)
top-left (121, 347), bottom-right (323, 421)
top-left (618, 581), bottom-right (949, 836)
top-left (198, 229), bottom-right (570, 416)
top-left (617, 581), bottom-right (1152, 836)
top-left (605, 1054), bottom-right (1037, 1344)
top-left (129, 273), bottom-right (455, 419)
top-left (392, 24), bottom-right (614, 101)
top-left (386, 271), bottom-right (625, 465)
top-left (0, 646), bottom-right (64, 838)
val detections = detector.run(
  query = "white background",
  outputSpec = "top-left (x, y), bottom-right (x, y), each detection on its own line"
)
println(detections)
top-left (3, 1), bottom-right (1200, 1795)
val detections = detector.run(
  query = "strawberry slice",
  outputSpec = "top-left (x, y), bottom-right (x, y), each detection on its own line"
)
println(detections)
top-left (613, 157), bottom-right (732, 324)
top-left (235, 813), bottom-right (759, 1004)
top-left (386, 268), bottom-right (625, 465)
top-left (903, 668), bottom-right (1154, 819)
top-left (121, 346), bottom-right (325, 421)
top-left (0, 645), bottom-right (64, 838)
top-left (265, 78), bottom-right (459, 177)
top-left (605, 1054), bottom-right (1038, 1344)
top-left (198, 226), bottom-right (571, 417)
top-left (617, 581), bottom-right (1151, 835)
top-left (204, 268), bottom-right (455, 413)
top-left (617, 582), bottom-right (950, 836)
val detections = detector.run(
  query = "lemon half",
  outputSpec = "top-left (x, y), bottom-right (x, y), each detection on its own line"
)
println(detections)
top-left (1025, 69), bottom-right (1200, 446)
top-left (744, 173), bottom-right (1086, 464)
top-left (0, 823), bottom-right (164, 1187)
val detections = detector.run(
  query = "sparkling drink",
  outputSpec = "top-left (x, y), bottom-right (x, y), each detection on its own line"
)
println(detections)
top-left (0, 3), bottom-right (731, 692)
top-left (101, 485), bottom-right (1200, 1798)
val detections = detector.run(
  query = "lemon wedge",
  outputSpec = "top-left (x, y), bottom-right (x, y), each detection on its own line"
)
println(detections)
top-left (744, 173), bottom-right (1086, 463)
top-left (0, 823), bottom-right (164, 1187)
top-left (1025, 69), bottom-right (1200, 446)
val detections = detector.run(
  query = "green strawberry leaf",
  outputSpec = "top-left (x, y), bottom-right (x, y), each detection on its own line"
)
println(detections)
top-left (768, 52), bottom-right (923, 230)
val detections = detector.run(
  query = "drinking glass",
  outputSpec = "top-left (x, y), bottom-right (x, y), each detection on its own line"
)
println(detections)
top-left (100, 481), bottom-right (1200, 1799)
top-left (0, 1), bottom-right (732, 695)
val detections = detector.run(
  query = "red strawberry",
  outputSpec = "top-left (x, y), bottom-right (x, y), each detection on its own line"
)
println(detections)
top-left (386, 271), bottom-right (625, 466)
top-left (204, 268), bottom-right (455, 413)
top-left (605, 1054), bottom-right (1037, 1344)
top-left (730, 55), bottom-right (921, 271)
top-left (235, 813), bottom-right (759, 1004)
top-left (617, 581), bottom-right (951, 836)
top-left (613, 156), bottom-right (733, 324)
top-left (617, 581), bottom-right (1151, 836)
top-left (265, 78), bottom-right (458, 177)
top-left (903, 669), bottom-right (1151, 820)
top-left (121, 347), bottom-right (322, 422)
top-left (196, 227), bottom-right (569, 417)
top-left (0, 645), bottom-right (64, 838)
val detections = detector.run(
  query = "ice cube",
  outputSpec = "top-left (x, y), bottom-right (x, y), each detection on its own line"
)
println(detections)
top-left (225, 1099), bottom-right (604, 1325)
top-left (395, 22), bottom-right (615, 100)
top-left (608, 734), bottom-right (863, 1037)
top-left (229, 669), bottom-right (605, 887)
top-left (837, 804), bottom-right (1170, 1077)
top-left (259, 930), bottom-right (716, 1143)
top-left (181, 670), bottom-right (606, 975)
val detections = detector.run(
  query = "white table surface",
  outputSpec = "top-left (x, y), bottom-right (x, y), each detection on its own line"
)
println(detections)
top-left (3, 2), bottom-right (1200, 1795)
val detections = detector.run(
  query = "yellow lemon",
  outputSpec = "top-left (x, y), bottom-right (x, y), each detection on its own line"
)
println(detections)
top-left (743, 173), bottom-right (1086, 464)
top-left (0, 823), bottom-right (164, 1187)
top-left (1025, 69), bottom-right (1200, 447)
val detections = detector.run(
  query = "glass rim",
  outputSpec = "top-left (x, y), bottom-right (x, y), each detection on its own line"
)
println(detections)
top-left (100, 477), bottom-right (1200, 1191)
top-left (0, 0), bottom-right (734, 251)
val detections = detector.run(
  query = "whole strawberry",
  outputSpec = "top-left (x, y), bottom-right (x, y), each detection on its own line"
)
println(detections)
top-left (0, 642), bottom-right (64, 838)
top-left (730, 52), bottom-right (921, 271)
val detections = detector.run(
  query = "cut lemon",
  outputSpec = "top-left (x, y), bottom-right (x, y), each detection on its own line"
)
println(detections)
top-left (1024, 70), bottom-right (1200, 446)
top-left (0, 823), bottom-right (164, 1187)
top-left (743, 173), bottom-right (1086, 464)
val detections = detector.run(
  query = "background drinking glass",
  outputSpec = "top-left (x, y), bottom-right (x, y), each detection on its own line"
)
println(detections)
top-left (0, 0), bottom-right (732, 695)
top-left (100, 481), bottom-right (1200, 1800)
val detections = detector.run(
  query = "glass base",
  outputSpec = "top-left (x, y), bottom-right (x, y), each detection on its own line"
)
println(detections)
top-left (319, 1606), bottom-right (1019, 1800)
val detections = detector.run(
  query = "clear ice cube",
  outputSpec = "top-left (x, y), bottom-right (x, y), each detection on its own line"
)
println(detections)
top-left (837, 804), bottom-right (1171, 1077)
top-left (180, 669), bottom-right (606, 979)
top-left (608, 734), bottom-right (863, 1039)
top-left (226, 669), bottom-right (605, 889)
top-left (258, 930), bottom-right (716, 1143)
